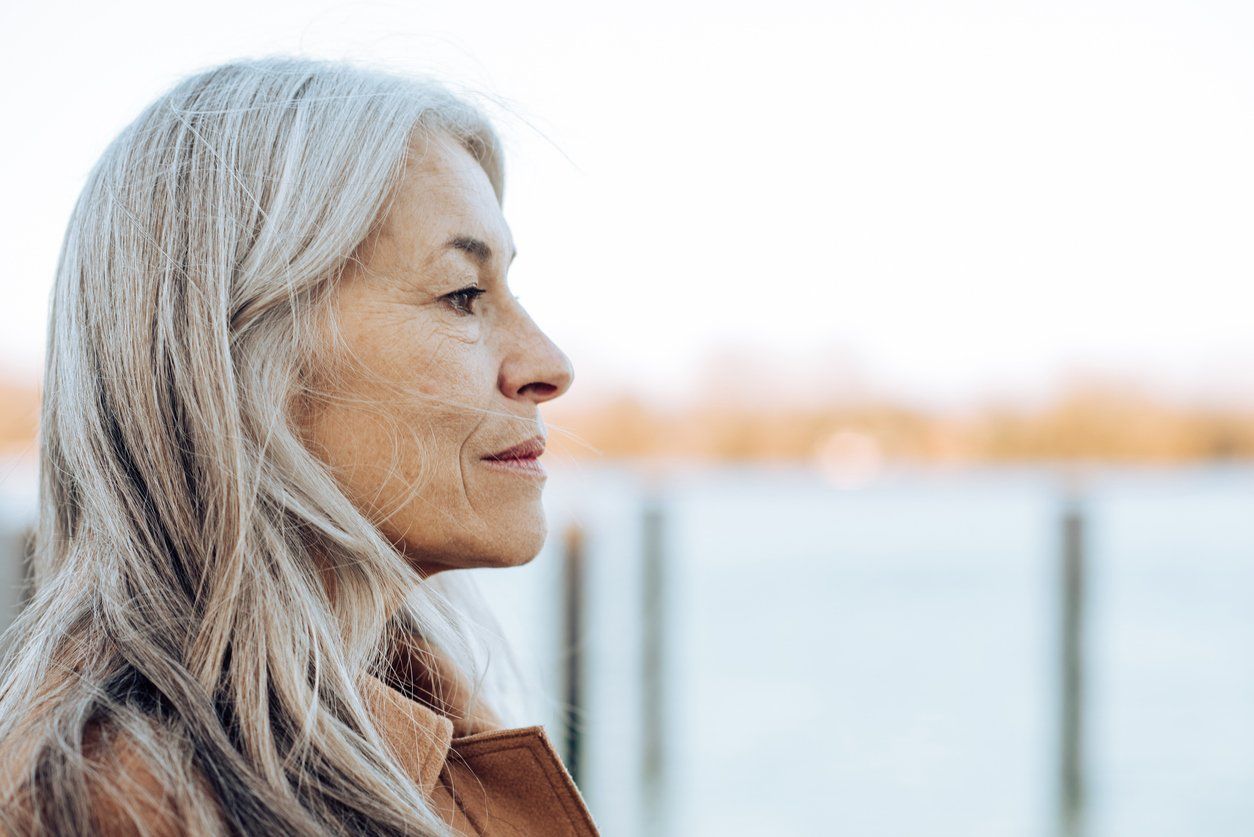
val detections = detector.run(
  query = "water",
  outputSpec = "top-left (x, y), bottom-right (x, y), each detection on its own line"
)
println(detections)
top-left (473, 462), bottom-right (1254, 837)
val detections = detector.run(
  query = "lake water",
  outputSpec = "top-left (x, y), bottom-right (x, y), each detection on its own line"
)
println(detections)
top-left (2, 459), bottom-right (1252, 835)
top-left (472, 462), bottom-right (1254, 837)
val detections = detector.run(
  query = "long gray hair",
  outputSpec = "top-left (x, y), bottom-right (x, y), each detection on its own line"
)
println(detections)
top-left (0, 56), bottom-right (517, 835)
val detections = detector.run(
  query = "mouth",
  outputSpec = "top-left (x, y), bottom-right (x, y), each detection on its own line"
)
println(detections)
top-left (482, 435), bottom-right (546, 461)
top-left (480, 435), bottom-right (547, 479)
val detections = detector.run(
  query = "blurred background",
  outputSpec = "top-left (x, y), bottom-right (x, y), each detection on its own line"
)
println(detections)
top-left (3, 1), bottom-right (1254, 835)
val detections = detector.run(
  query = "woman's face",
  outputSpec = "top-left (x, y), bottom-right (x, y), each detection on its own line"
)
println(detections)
top-left (300, 130), bottom-right (573, 577)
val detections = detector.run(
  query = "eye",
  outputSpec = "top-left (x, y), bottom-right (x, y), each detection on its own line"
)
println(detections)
top-left (442, 285), bottom-right (487, 316)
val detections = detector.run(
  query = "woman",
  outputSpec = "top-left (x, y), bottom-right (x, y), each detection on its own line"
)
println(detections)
top-left (0, 56), bottom-right (595, 836)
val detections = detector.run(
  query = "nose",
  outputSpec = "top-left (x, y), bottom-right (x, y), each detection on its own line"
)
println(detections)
top-left (499, 313), bottom-right (574, 405)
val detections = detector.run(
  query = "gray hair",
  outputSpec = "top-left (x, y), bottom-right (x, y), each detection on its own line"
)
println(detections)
top-left (0, 55), bottom-right (514, 834)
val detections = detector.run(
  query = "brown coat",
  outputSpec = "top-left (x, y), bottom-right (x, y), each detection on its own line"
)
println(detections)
top-left (4, 642), bottom-right (600, 836)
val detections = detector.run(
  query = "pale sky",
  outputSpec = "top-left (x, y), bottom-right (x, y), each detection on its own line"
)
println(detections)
top-left (3, 0), bottom-right (1253, 410)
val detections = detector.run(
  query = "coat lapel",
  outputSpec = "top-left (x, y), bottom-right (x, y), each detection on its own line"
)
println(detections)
top-left (437, 724), bottom-right (600, 836)
top-left (360, 674), bottom-right (452, 798)
top-left (361, 638), bottom-right (600, 836)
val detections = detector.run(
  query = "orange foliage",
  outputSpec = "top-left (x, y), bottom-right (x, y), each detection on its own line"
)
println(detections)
top-left (546, 387), bottom-right (1254, 464)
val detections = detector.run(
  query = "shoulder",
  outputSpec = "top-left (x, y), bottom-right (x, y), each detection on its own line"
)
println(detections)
top-left (0, 718), bottom-right (212, 836)
top-left (82, 719), bottom-right (223, 836)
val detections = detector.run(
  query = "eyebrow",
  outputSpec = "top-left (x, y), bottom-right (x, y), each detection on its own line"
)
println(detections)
top-left (444, 235), bottom-right (517, 267)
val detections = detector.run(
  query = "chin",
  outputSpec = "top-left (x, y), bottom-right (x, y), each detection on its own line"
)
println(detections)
top-left (481, 518), bottom-right (549, 568)
top-left (405, 517), bottom-right (549, 574)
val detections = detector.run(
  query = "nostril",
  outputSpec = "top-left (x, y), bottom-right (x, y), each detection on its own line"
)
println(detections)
top-left (521, 382), bottom-right (558, 398)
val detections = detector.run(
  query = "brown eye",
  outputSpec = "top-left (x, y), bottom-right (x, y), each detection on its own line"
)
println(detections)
top-left (443, 285), bottom-right (486, 316)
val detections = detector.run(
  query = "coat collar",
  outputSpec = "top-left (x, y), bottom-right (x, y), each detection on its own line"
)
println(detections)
top-left (360, 635), bottom-right (504, 795)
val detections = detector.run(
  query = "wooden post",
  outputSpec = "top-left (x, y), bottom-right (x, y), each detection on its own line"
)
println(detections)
top-left (560, 520), bottom-right (587, 789)
top-left (641, 488), bottom-right (668, 835)
top-left (1059, 496), bottom-right (1087, 837)
top-left (0, 523), bottom-right (33, 633)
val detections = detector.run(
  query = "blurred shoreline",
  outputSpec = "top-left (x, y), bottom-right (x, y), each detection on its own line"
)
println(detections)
top-left (5, 377), bottom-right (1253, 464)
top-left (548, 384), bottom-right (1254, 466)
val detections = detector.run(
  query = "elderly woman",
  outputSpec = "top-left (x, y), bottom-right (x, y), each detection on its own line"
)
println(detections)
top-left (0, 57), bottom-right (594, 836)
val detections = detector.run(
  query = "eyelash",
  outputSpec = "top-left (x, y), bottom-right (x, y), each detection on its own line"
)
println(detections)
top-left (442, 285), bottom-right (487, 316)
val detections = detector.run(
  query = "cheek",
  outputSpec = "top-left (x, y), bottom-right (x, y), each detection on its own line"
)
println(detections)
top-left (308, 325), bottom-right (492, 491)
top-left (380, 338), bottom-right (491, 445)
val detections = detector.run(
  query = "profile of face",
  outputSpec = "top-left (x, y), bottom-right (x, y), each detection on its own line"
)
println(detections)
top-left (299, 130), bottom-right (573, 578)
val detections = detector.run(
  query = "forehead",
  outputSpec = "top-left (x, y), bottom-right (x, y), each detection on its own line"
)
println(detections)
top-left (371, 131), bottom-right (512, 272)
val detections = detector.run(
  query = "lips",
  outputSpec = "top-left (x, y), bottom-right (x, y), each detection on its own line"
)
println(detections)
top-left (482, 435), bottom-right (546, 461)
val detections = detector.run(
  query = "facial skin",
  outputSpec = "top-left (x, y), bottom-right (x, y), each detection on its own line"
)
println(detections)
top-left (299, 130), bottom-right (573, 578)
